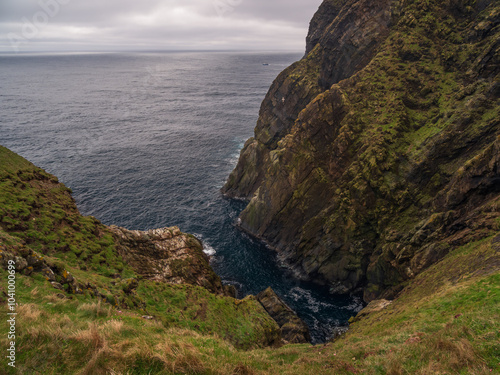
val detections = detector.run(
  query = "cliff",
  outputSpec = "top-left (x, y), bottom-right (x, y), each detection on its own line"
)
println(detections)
top-left (223, 0), bottom-right (500, 301)
top-left (109, 225), bottom-right (229, 296)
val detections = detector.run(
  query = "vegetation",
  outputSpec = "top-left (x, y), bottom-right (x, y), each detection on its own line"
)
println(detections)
top-left (227, 0), bottom-right (500, 301)
top-left (1, 234), bottom-right (498, 374)
top-left (1, 0), bottom-right (499, 373)
top-left (0, 128), bottom-right (498, 375)
top-left (0, 145), bottom-right (280, 357)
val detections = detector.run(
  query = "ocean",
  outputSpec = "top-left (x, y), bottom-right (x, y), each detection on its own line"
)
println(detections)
top-left (0, 51), bottom-right (363, 343)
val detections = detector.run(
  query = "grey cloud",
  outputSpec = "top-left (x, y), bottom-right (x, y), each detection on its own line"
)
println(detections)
top-left (0, 0), bottom-right (322, 52)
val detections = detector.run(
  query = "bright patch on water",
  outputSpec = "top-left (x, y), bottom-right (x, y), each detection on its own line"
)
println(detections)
top-left (194, 233), bottom-right (217, 256)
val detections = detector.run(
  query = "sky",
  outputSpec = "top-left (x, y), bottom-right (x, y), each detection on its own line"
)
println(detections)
top-left (0, 0), bottom-right (323, 53)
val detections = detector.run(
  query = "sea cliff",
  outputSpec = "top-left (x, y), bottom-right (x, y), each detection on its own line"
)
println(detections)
top-left (223, 0), bottom-right (500, 301)
top-left (0, 1), bottom-right (499, 372)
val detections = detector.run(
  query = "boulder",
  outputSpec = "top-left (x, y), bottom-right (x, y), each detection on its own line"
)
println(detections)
top-left (256, 287), bottom-right (311, 344)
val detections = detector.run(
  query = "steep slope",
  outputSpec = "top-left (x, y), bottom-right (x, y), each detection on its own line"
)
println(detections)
top-left (223, 0), bottom-right (500, 301)
top-left (2, 142), bottom-right (498, 372)
top-left (0, 145), bottom-right (283, 351)
top-left (3, 229), bottom-right (498, 373)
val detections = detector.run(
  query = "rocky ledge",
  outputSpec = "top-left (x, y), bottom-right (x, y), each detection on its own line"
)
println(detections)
top-left (108, 225), bottom-right (233, 296)
top-left (256, 287), bottom-right (311, 344)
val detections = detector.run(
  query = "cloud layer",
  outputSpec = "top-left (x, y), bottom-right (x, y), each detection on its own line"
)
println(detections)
top-left (0, 0), bottom-right (322, 52)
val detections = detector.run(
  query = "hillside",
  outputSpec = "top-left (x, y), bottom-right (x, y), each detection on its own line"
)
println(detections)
top-left (223, 0), bottom-right (500, 302)
top-left (0, 145), bottom-right (283, 370)
top-left (0, 146), bottom-right (498, 373)
top-left (0, 0), bottom-right (499, 373)
top-left (0, 147), bottom-right (498, 373)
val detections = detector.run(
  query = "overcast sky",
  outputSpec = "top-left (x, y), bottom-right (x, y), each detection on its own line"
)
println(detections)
top-left (0, 0), bottom-right (322, 53)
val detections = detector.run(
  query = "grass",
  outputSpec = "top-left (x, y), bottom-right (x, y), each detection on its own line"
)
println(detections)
top-left (0, 235), bottom-right (498, 374)
top-left (4, 147), bottom-right (498, 372)
top-left (0, 146), bottom-right (123, 277)
top-left (0, 145), bottom-right (281, 353)
top-left (335, 236), bottom-right (500, 374)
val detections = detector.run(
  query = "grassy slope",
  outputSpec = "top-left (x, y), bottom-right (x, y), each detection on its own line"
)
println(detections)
top-left (0, 145), bottom-right (280, 364)
top-left (0, 145), bottom-right (120, 277)
top-left (0, 148), bottom-right (498, 374)
top-left (1, 235), bottom-right (497, 374)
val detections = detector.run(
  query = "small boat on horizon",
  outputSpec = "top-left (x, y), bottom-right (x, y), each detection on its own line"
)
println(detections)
top-left (262, 63), bottom-right (269, 66)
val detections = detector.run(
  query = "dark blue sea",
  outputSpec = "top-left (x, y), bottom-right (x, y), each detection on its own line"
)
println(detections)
top-left (0, 51), bottom-right (363, 343)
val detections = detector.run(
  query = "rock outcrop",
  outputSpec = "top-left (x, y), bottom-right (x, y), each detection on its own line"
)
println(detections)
top-left (0, 144), bottom-right (293, 350)
top-left (256, 287), bottom-right (311, 344)
top-left (109, 225), bottom-right (228, 295)
top-left (224, 0), bottom-right (500, 301)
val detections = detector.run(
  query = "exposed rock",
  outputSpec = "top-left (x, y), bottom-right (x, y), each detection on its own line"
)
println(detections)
top-left (330, 326), bottom-right (349, 342)
top-left (224, 0), bottom-right (500, 302)
top-left (109, 225), bottom-right (228, 296)
top-left (223, 0), bottom-right (393, 200)
top-left (14, 256), bottom-right (27, 271)
top-left (256, 287), bottom-right (311, 344)
top-left (42, 267), bottom-right (56, 282)
top-left (223, 284), bottom-right (237, 298)
top-left (25, 251), bottom-right (45, 269)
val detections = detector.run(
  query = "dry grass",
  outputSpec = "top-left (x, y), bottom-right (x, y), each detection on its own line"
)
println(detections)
top-left (103, 319), bottom-right (124, 333)
top-left (107, 370), bottom-right (132, 375)
top-left (232, 363), bottom-right (256, 375)
top-left (17, 303), bottom-right (42, 321)
top-left (385, 354), bottom-right (403, 375)
top-left (43, 293), bottom-right (64, 303)
top-left (153, 339), bottom-right (207, 374)
top-left (24, 321), bottom-right (67, 343)
top-left (433, 337), bottom-right (476, 370)
top-left (72, 323), bottom-right (105, 349)
top-left (77, 301), bottom-right (112, 318)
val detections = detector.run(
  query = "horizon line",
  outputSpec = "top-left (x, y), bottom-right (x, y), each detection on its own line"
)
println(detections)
top-left (0, 48), bottom-right (305, 55)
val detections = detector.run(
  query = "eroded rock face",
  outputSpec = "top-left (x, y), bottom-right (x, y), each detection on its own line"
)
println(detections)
top-left (223, 0), bottom-right (393, 199)
top-left (224, 0), bottom-right (500, 302)
top-left (256, 287), bottom-right (311, 344)
top-left (109, 226), bottom-right (227, 296)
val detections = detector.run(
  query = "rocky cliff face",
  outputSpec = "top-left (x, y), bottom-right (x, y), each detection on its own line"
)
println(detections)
top-left (109, 225), bottom-right (229, 295)
top-left (223, 0), bottom-right (500, 301)
top-left (256, 287), bottom-right (311, 344)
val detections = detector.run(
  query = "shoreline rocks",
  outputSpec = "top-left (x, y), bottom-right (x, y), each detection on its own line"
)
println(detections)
top-left (109, 225), bottom-right (229, 296)
top-left (256, 287), bottom-right (311, 344)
